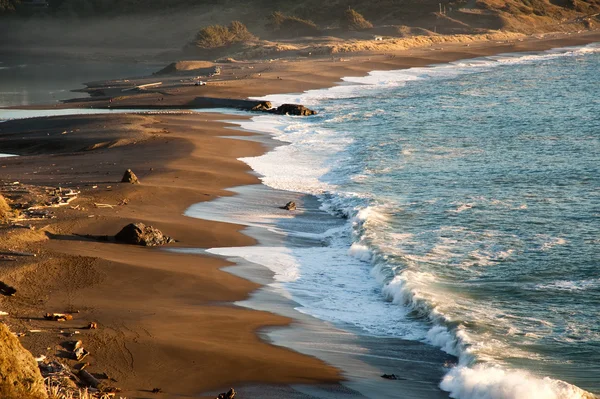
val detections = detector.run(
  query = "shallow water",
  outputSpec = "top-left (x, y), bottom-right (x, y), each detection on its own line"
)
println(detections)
top-left (0, 57), bottom-right (161, 107)
top-left (210, 43), bottom-right (600, 399)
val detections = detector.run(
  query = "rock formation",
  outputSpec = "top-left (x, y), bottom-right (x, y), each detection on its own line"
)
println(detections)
top-left (282, 201), bottom-right (297, 211)
top-left (0, 323), bottom-right (47, 399)
top-left (114, 223), bottom-right (173, 246)
top-left (270, 104), bottom-right (317, 116)
top-left (121, 169), bottom-right (140, 184)
top-left (251, 101), bottom-right (272, 111)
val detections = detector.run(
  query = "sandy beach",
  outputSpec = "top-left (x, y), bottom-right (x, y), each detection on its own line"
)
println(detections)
top-left (0, 29), bottom-right (599, 398)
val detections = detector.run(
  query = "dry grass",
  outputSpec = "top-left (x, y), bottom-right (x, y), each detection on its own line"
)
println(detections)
top-left (0, 194), bottom-right (12, 222)
top-left (266, 11), bottom-right (321, 37)
top-left (46, 380), bottom-right (126, 399)
top-left (327, 31), bottom-right (526, 53)
top-left (193, 21), bottom-right (256, 49)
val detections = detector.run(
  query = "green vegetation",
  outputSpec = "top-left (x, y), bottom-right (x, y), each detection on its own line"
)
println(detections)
top-left (193, 21), bottom-right (255, 49)
top-left (266, 11), bottom-right (320, 37)
top-left (340, 8), bottom-right (373, 31)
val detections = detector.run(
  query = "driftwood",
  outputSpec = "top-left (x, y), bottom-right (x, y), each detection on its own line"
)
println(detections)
top-left (44, 313), bottom-right (73, 322)
top-left (78, 369), bottom-right (101, 388)
top-left (68, 340), bottom-right (83, 351)
top-left (0, 250), bottom-right (36, 257)
top-left (73, 346), bottom-right (89, 361)
top-left (78, 369), bottom-right (120, 394)
top-left (93, 203), bottom-right (115, 209)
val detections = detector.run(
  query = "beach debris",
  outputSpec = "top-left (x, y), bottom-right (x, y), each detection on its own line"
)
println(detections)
top-left (0, 281), bottom-right (17, 296)
top-left (115, 223), bottom-right (174, 246)
top-left (0, 250), bottom-right (36, 257)
top-left (269, 104), bottom-right (317, 116)
top-left (281, 201), bottom-right (296, 211)
top-left (68, 340), bottom-right (83, 351)
top-left (44, 313), bottom-right (73, 322)
top-left (216, 388), bottom-right (236, 399)
top-left (78, 369), bottom-right (121, 394)
top-left (87, 322), bottom-right (98, 330)
top-left (121, 169), bottom-right (140, 184)
top-left (35, 355), bottom-right (46, 363)
top-left (152, 387), bottom-right (163, 393)
top-left (73, 346), bottom-right (89, 361)
top-left (0, 311), bottom-right (8, 316)
top-left (94, 203), bottom-right (115, 209)
top-left (251, 101), bottom-right (272, 112)
top-left (78, 369), bottom-right (101, 388)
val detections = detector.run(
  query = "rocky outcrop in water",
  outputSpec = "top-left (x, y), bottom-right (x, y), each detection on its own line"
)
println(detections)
top-left (251, 101), bottom-right (272, 111)
top-left (115, 223), bottom-right (173, 246)
top-left (270, 104), bottom-right (317, 116)
top-left (281, 201), bottom-right (296, 211)
top-left (0, 323), bottom-right (48, 399)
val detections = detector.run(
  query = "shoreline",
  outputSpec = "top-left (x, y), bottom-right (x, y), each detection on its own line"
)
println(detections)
top-left (0, 33), bottom-right (599, 397)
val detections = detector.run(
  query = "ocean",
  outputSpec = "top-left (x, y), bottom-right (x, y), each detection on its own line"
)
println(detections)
top-left (0, 56), bottom-right (161, 107)
top-left (204, 43), bottom-right (600, 399)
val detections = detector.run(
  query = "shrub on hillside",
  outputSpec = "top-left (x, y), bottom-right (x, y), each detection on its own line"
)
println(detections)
top-left (341, 8), bottom-right (373, 31)
top-left (0, 0), bottom-right (20, 13)
top-left (193, 21), bottom-right (256, 49)
top-left (266, 11), bottom-right (320, 37)
top-left (0, 194), bottom-right (11, 222)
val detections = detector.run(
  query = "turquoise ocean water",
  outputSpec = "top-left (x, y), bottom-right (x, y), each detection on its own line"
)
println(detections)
top-left (227, 44), bottom-right (600, 398)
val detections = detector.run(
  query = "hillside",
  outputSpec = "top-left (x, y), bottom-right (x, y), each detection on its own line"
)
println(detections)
top-left (0, 0), bottom-right (598, 60)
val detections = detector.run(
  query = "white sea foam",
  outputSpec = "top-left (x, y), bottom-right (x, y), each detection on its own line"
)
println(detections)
top-left (208, 244), bottom-right (427, 339)
top-left (440, 364), bottom-right (594, 399)
top-left (222, 44), bottom-right (600, 399)
top-left (252, 43), bottom-right (600, 108)
top-left (535, 278), bottom-right (600, 292)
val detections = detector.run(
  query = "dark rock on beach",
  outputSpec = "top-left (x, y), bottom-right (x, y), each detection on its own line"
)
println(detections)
top-left (216, 388), bottom-right (236, 399)
top-left (115, 223), bottom-right (173, 246)
top-left (281, 201), bottom-right (296, 211)
top-left (121, 169), bottom-right (140, 184)
top-left (271, 104), bottom-right (317, 116)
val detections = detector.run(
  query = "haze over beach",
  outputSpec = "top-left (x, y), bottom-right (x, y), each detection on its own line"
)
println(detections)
top-left (0, 1), bottom-right (599, 399)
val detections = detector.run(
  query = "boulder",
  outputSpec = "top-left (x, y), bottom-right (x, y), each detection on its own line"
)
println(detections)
top-left (121, 169), bottom-right (140, 184)
top-left (270, 104), bottom-right (317, 116)
top-left (251, 101), bottom-right (272, 112)
top-left (0, 323), bottom-right (48, 399)
top-left (114, 223), bottom-right (173, 246)
top-left (216, 388), bottom-right (236, 399)
top-left (281, 201), bottom-right (296, 211)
